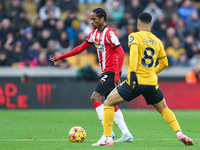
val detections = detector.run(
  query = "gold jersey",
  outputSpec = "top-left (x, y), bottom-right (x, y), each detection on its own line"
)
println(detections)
top-left (126, 30), bottom-right (167, 86)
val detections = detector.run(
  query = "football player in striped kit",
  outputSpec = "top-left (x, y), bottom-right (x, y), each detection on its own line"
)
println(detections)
top-left (50, 8), bottom-right (133, 143)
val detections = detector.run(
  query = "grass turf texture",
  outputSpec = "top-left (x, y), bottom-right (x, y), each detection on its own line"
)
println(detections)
top-left (0, 109), bottom-right (199, 150)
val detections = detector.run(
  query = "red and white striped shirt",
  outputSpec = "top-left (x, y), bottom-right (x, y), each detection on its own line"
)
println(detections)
top-left (55, 25), bottom-right (124, 80)
top-left (86, 26), bottom-right (121, 73)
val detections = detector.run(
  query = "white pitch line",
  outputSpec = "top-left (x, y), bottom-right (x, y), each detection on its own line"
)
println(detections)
top-left (0, 139), bottom-right (199, 142)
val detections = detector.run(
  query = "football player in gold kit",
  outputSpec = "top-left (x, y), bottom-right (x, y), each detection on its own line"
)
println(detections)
top-left (92, 12), bottom-right (194, 146)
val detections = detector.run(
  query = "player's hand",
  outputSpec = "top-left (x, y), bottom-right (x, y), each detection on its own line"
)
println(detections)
top-left (49, 57), bottom-right (60, 65)
top-left (115, 80), bottom-right (121, 87)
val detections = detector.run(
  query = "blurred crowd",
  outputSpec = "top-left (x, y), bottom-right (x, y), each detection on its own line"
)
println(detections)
top-left (0, 0), bottom-right (200, 69)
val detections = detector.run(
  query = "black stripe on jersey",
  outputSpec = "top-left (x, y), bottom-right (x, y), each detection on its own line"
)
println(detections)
top-left (130, 72), bottom-right (138, 87)
top-left (113, 44), bottom-right (121, 49)
top-left (157, 56), bottom-right (167, 59)
top-left (85, 40), bottom-right (93, 44)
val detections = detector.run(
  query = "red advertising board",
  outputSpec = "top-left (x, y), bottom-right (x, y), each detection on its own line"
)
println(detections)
top-left (0, 78), bottom-right (199, 109)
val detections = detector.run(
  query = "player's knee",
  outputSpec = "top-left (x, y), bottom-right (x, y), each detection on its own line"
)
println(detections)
top-left (103, 99), bottom-right (109, 106)
top-left (90, 96), bottom-right (99, 104)
top-left (90, 96), bottom-right (95, 103)
top-left (153, 98), bottom-right (168, 113)
top-left (104, 98), bottom-right (114, 107)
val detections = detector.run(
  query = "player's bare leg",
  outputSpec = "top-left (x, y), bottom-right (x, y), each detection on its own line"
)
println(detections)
top-left (153, 99), bottom-right (193, 145)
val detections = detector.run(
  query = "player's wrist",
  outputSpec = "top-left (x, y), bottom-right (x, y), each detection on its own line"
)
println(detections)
top-left (55, 56), bottom-right (62, 60)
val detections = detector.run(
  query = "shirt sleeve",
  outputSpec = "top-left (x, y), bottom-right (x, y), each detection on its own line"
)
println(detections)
top-left (154, 40), bottom-right (168, 74)
top-left (113, 46), bottom-right (125, 81)
top-left (55, 41), bottom-right (91, 60)
top-left (129, 43), bottom-right (138, 73)
top-left (106, 30), bottom-right (120, 48)
top-left (154, 56), bottom-right (168, 74)
top-left (158, 40), bottom-right (167, 59)
top-left (85, 30), bottom-right (94, 44)
top-left (127, 33), bottom-right (139, 73)
top-left (128, 33), bottom-right (138, 48)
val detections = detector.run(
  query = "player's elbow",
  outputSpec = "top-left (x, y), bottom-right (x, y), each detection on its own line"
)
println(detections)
top-left (116, 46), bottom-right (125, 57)
top-left (160, 57), bottom-right (168, 69)
top-left (118, 51), bottom-right (125, 61)
top-left (120, 49), bottom-right (125, 57)
top-left (163, 62), bottom-right (168, 68)
top-left (160, 63), bottom-right (168, 71)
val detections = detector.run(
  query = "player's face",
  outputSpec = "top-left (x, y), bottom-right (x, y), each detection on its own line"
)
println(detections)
top-left (90, 12), bottom-right (104, 29)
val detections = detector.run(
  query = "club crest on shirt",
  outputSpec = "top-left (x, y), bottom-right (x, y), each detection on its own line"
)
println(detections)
top-left (100, 36), bottom-right (103, 41)
top-left (128, 36), bottom-right (134, 43)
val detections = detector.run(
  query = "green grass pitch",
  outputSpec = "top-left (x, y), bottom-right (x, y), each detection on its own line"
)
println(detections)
top-left (0, 109), bottom-right (199, 150)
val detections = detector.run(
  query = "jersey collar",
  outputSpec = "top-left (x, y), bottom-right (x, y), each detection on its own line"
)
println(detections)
top-left (99, 25), bottom-right (107, 33)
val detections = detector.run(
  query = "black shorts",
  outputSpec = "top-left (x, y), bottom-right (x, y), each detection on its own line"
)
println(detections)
top-left (117, 81), bottom-right (164, 105)
top-left (94, 71), bottom-right (121, 98)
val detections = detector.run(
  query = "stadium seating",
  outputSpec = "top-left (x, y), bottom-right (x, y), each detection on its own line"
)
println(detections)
top-left (66, 53), bottom-right (98, 68)
top-left (65, 55), bottom-right (79, 67)
top-left (77, 3), bottom-right (105, 21)
top-left (22, 0), bottom-right (38, 25)
top-left (60, 12), bottom-right (69, 21)
top-left (89, 3), bottom-right (104, 11)
top-left (79, 53), bottom-right (98, 68)
top-left (11, 62), bottom-right (20, 68)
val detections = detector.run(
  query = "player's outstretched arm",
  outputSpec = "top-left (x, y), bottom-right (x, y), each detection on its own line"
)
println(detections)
top-left (49, 41), bottom-right (92, 65)
top-left (154, 56), bottom-right (168, 74)
top-left (114, 46), bottom-right (125, 86)
top-left (49, 57), bottom-right (60, 65)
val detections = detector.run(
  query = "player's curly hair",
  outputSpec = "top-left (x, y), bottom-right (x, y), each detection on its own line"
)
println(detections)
top-left (138, 12), bottom-right (152, 24)
top-left (92, 8), bottom-right (107, 21)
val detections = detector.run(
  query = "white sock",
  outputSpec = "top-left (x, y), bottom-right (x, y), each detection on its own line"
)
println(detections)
top-left (93, 101), bottom-right (104, 125)
top-left (114, 107), bottom-right (131, 135)
top-left (105, 136), bottom-right (112, 142)
top-left (176, 130), bottom-right (183, 137)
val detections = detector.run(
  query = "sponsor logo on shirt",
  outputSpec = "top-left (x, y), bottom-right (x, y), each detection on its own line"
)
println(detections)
top-left (95, 44), bottom-right (104, 51)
